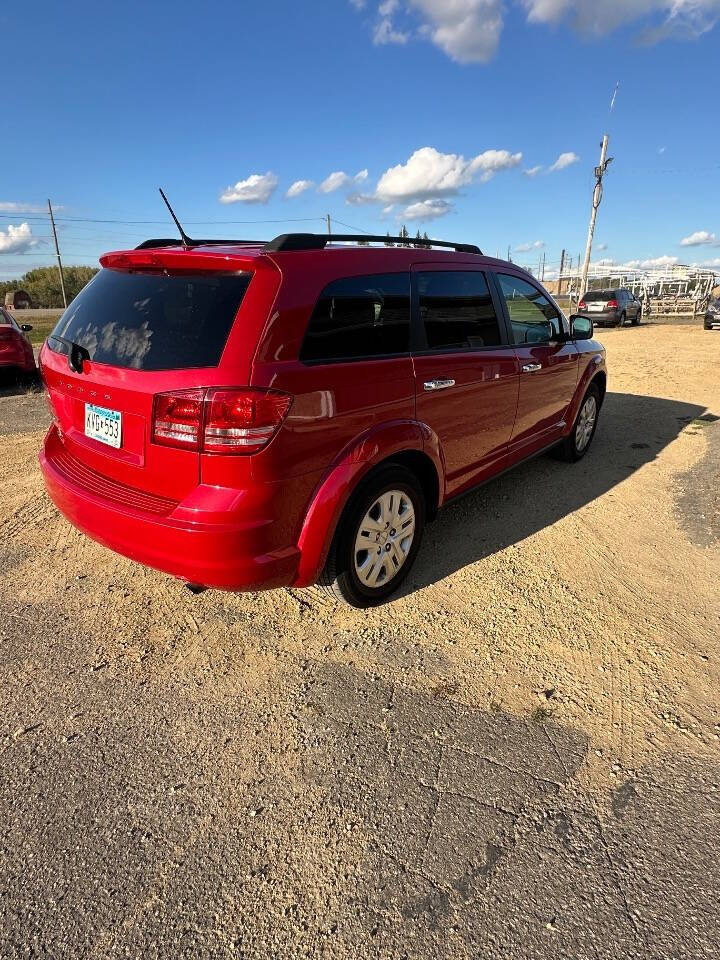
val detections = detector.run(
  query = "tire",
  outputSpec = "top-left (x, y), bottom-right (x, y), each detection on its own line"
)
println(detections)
top-left (319, 465), bottom-right (426, 608)
top-left (553, 383), bottom-right (602, 463)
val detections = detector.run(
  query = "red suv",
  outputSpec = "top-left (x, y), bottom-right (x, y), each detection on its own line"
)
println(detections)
top-left (0, 308), bottom-right (36, 375)
top-left (39, 233), bottom-right (606, 607)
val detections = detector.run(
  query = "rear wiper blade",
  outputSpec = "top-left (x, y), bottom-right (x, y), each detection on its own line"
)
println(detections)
top-left (49, 335), bottom-right (90, 374)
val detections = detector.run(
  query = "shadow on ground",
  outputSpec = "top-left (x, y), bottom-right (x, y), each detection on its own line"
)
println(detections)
top-left (1, 636), bottom-right (718, 958)
top-left (297, 661), bottom-right (720, 959)
top-left (405, 391), bottom-right (707, 593)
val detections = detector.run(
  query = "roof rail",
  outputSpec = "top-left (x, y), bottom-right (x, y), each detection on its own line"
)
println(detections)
top-left (264, 233), bottom-right (482, 255)
top-left (135, 238), bottom-right (266, 250)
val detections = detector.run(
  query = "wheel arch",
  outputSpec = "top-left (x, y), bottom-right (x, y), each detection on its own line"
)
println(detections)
top-left (292, 422), bottom-right (442, 588)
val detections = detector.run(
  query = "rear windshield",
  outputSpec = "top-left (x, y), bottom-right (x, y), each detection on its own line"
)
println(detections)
top-left (582, 291), bottom-right (615, 301)
top-left (48, 268), bottom-right (252, 371)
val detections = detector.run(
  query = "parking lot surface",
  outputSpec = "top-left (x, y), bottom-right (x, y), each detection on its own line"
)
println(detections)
top-left (1, 324), bottom-right (719, 958)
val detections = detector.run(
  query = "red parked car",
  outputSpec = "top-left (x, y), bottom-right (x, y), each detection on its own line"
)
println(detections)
top-left (39, 233), bottom-right (606, 607)
top-left (0, 308), bottom-right (36, 375)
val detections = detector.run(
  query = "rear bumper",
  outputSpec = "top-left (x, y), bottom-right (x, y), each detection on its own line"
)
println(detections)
top-left (0, 343), bottom-right (35, 371)
top-left (39, 427), bottom-right (300, 591)
top-left (579, 310), bottom-right (620, 326)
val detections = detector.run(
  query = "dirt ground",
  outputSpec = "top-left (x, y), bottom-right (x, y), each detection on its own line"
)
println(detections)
top-left (1, 324), bottom-right (719, 959)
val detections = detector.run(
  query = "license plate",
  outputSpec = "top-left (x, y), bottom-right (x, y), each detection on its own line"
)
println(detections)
top-left (589, 303), bottom-right (605, 311)
top-left (85, 403), bottom-right (122, 449)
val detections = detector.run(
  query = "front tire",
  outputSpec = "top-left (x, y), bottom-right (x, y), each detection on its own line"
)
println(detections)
top-left (553, 383), bottom-right (602, 463)
top-left (319, 466), bottom-right (426, 608)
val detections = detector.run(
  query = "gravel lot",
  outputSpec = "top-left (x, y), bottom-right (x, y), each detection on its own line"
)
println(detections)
top-left (1, 324), bottom-right (719, 959)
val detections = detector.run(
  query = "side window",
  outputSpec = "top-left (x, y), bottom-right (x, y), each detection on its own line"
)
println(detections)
top-left (301, 273), bottom-right (410, 363)
top-left (417, 271), bottom-right (503, 351)
top-left (496, 273), bottom-right (562, 345)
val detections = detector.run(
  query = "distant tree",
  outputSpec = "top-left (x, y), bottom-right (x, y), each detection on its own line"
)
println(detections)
top-left (398, 224), bottom-right (409, 241)
top-left (384, 232), bottom-right (394, 247)
top-left (0, 265), bottom-right (98, 309)
top-left (423, 231), bottom-right (430, 244)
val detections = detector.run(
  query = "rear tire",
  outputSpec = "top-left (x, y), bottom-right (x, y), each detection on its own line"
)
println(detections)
top-left (553, 383), bottom-right (602, 463)
top-left (319, 466), bottom-right (426, 608)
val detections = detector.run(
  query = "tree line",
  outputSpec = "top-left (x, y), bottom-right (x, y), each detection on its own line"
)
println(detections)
top-left (1, 266), bottom-right (98, 310)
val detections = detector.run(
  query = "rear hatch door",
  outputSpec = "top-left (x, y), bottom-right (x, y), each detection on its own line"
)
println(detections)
top-left (42, 264), bottom-right (256, 501)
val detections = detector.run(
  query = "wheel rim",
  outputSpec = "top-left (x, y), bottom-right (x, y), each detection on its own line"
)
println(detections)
top-left (575, 396), bottom-right (597, 452)
top-left (354, 490), bottom-right (416, 589)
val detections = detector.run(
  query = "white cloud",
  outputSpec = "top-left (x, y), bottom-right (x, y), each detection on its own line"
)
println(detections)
top-left (0, 201), bottom-right (55, 214)
top-left (681, 230), bottom-right (718, 246)
top-left (659, 146), bottom-right (667, 154)
top-left (521, 0), bottom-right (720, 41)
top-left (376, 146), bottom-right (521, 202)
top-left (626, 255), bottom-right (680, 269)
top-left (374, 17), bottom-right (409, 44)
top-left (470, 148), bottom-right (524, 182)
top-left (0, 222), bottom-right (37, 254)
top-left (352, 0), bottom-right (720, 64)
top-left (409, 0), bottom-right (504, 63)
top-left (319, 169), bottom-right (369, 193)
top-left (549, 151), bottom-right (580, 172)
top-left (515, 240), bottom-right (545, 252)
top-left (346, 192), bottom-right (378, 206)
top-left (523, 165), bottom-right (543, 177)
top-left (286, 179), bottom-right (314, 199)
top-left (400, 198), bottom-right (453, 222)
top-left (699, 258), bottom-right (720, 268)
top-left (220, 172), bottom-right (278, 204)
top-left (597, 243), bottom-right (608, 251)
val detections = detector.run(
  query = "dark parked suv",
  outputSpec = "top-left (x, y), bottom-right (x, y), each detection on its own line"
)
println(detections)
top-left (40, 232), bottom-right (607, 607)
top-left (578, 289), bottom-right (642, 327)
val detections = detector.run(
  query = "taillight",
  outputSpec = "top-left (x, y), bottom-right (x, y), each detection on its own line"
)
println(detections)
top-left (152, 389), bottom-right (205, 450)
top-left (607, 299), bottom-right (618, 309)
top-left (578, 300), bottom-right (587, 310)
top-left (204, 388), bottom-right (292, 454)
top-left (152, 388), bottom-right (292, 455)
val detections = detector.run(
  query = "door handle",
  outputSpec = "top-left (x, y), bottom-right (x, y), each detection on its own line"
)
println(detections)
top-left (522, 363), bottom-right (542, 373)
top-left (424, 379), bottom-right (456, 392)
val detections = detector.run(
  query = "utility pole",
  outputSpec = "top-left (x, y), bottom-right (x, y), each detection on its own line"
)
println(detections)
top-left (507, 244), bottom-right (511, 263)
top-left (558, 249), bottom-right (566, 293)
top-left (541, 252), bottom-right (546, 282)
top-left (48, 199), bottom-right (67, 309)
top-left (326, 214), bottom-right (332, 236)
top-left (579, 136), bottom-right (613, 306)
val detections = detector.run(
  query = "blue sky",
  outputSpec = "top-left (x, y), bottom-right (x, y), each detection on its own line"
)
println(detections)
top-left (2, 0), bottom-right (719, 280)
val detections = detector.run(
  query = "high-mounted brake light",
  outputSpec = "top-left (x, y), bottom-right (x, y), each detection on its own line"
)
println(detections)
top-left (152, 388), bottom-right (292, 455)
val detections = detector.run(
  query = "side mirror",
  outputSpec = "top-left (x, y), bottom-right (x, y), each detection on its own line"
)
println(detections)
top-left (21, 323), bottom-right (33, 332)
top-left (570, 314), bottom-right (593, 340)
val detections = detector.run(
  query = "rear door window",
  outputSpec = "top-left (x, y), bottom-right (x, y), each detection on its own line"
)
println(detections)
top-left (416, 271), bottom-right (503, 351)
top-left (301, 273), bottom-right (410, 363)
top-left (48, 268), bottom-right (252, 371)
